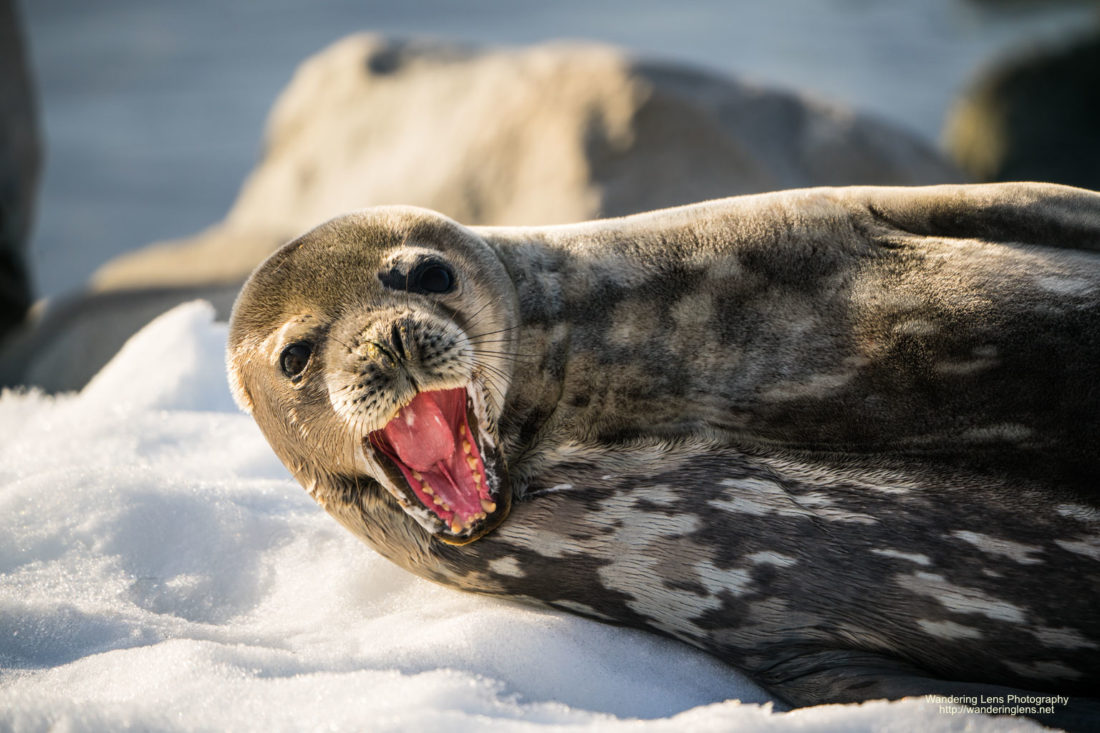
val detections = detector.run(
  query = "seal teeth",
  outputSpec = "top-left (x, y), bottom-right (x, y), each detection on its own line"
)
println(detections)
top-left (450, 521), bottom-right (463, 533)
top-left (462, 440), bottom-right (472, 454)
top-left (458, 424), bottom-right (466, 436)
top-left (481, 499), bottom-right (496, 513)
top-left (465, 456), bottom-right (478, 470)
top-left (421, 482), bottom-right (434, 496)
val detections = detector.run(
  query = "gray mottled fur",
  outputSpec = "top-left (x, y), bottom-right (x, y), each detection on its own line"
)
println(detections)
top-left (229, 183), bottom-right (1100, 731)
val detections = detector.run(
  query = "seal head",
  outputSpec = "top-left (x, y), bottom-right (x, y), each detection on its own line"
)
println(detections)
top-left (228, 207), bottom-right (517, 544)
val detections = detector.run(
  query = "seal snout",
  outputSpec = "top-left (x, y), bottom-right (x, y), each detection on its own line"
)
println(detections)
top-left (353, 315), bottom-right (425, 372)
top-left (389, 322), bottom-right (410, 361)
top-left (324, 306), bottom-right (511, 544)
top-left (326, 308), bottom-right (473, 424)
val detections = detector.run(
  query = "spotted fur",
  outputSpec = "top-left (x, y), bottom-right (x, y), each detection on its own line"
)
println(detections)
top-left (229, 183), bottom-right (1100, 731)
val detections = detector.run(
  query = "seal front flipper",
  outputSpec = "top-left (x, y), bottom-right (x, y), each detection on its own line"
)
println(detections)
top-left (763, 649), bottom-right (1100, 732)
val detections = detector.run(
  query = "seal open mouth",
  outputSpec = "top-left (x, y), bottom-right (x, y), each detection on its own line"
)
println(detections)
top-left (368, 386), bottom-right (509, 544)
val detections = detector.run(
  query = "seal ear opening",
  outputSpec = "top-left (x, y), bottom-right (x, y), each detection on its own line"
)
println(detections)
top-left (226, 354), bottom-right (255, 414)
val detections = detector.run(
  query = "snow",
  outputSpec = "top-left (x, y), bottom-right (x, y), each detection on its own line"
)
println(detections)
top-left (0, 302), bottom-right (1038, 731)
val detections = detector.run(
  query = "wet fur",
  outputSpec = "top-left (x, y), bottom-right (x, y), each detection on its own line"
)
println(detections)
top-left (229, 183), bottom-right (1100, 731)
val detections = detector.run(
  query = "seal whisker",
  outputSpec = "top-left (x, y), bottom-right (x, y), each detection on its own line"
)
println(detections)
top-left (470, 362), bottom-right (511, 409)
top-left (471, 353), bottom-right (537, 373)
top-left (457, 297), bottom-right (499, 329)
top-left (468, 345), bottom-right (535, 360)
top-left (471, 357), bottom-right (523, 382)
top-left (466, 338), bottom-right (527, 349)
top-left (464, 343), bottom-right (532, 356)
top-left (465, 324), bottom-right (523, 341)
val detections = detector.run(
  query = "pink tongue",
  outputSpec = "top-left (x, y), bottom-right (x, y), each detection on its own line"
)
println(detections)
top-left (381, 392), bottom-right (456, 471)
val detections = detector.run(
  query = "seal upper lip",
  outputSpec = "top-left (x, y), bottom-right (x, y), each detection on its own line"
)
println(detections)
top-left (367, 386), bottom-right (509, 543)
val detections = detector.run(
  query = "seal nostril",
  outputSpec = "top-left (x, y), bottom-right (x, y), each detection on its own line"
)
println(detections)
top-left (391, 323), bottom-right (406, 359)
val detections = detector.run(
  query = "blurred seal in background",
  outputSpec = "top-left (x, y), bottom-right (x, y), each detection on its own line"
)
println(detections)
top-left (0, 35), bottom-right (958, 392)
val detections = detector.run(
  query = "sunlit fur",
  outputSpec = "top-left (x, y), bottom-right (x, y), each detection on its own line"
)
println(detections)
top-left (229, 184), bottom-right (1100, 731)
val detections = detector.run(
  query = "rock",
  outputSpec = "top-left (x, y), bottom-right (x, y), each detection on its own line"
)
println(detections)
top-left (0, 0), bottom-right (40, 343)
top-left (6, 35), bottom-right (961, 391)
top-left (91, 34), bottom-right (959, 292)
top-left (946, 28), bottom-right (1100, 189)
top-left (0, 284), bottom-right (242, 393)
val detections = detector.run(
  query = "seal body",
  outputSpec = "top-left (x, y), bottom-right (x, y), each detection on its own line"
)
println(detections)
top-left (228, 183), bottom-right (1100, 730)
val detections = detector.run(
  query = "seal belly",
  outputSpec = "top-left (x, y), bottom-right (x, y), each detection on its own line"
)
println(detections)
top-left (440, 447), bottom-right (1100, 703)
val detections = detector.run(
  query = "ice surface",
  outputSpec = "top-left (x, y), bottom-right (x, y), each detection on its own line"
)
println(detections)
top-left (0, 302), bottom-right (1037, 731)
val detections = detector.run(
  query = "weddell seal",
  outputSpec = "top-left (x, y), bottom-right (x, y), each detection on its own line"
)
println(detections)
top-left (228, 182), bottom-right (1100, 730)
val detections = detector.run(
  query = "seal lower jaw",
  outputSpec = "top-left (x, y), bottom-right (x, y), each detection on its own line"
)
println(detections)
top-left (366, 382), bottom-right (511, 544)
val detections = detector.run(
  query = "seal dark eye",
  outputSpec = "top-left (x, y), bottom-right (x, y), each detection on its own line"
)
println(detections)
top-left (377, 260), bottom-right (456, 294)
top-left (411, 262), bottom-right (454, 293)
top-left (280, 342), bottom-right (312, 379)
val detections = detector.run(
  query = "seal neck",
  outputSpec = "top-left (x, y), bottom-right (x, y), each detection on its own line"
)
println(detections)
top-left (482, 228), bottom-right (720, 477)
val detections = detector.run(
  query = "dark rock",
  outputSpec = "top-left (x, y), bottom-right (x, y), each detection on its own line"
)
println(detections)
top-left (0, 0), bottom-right (40, 344)
top-left (946, 28), bottom-right (1100, 189)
